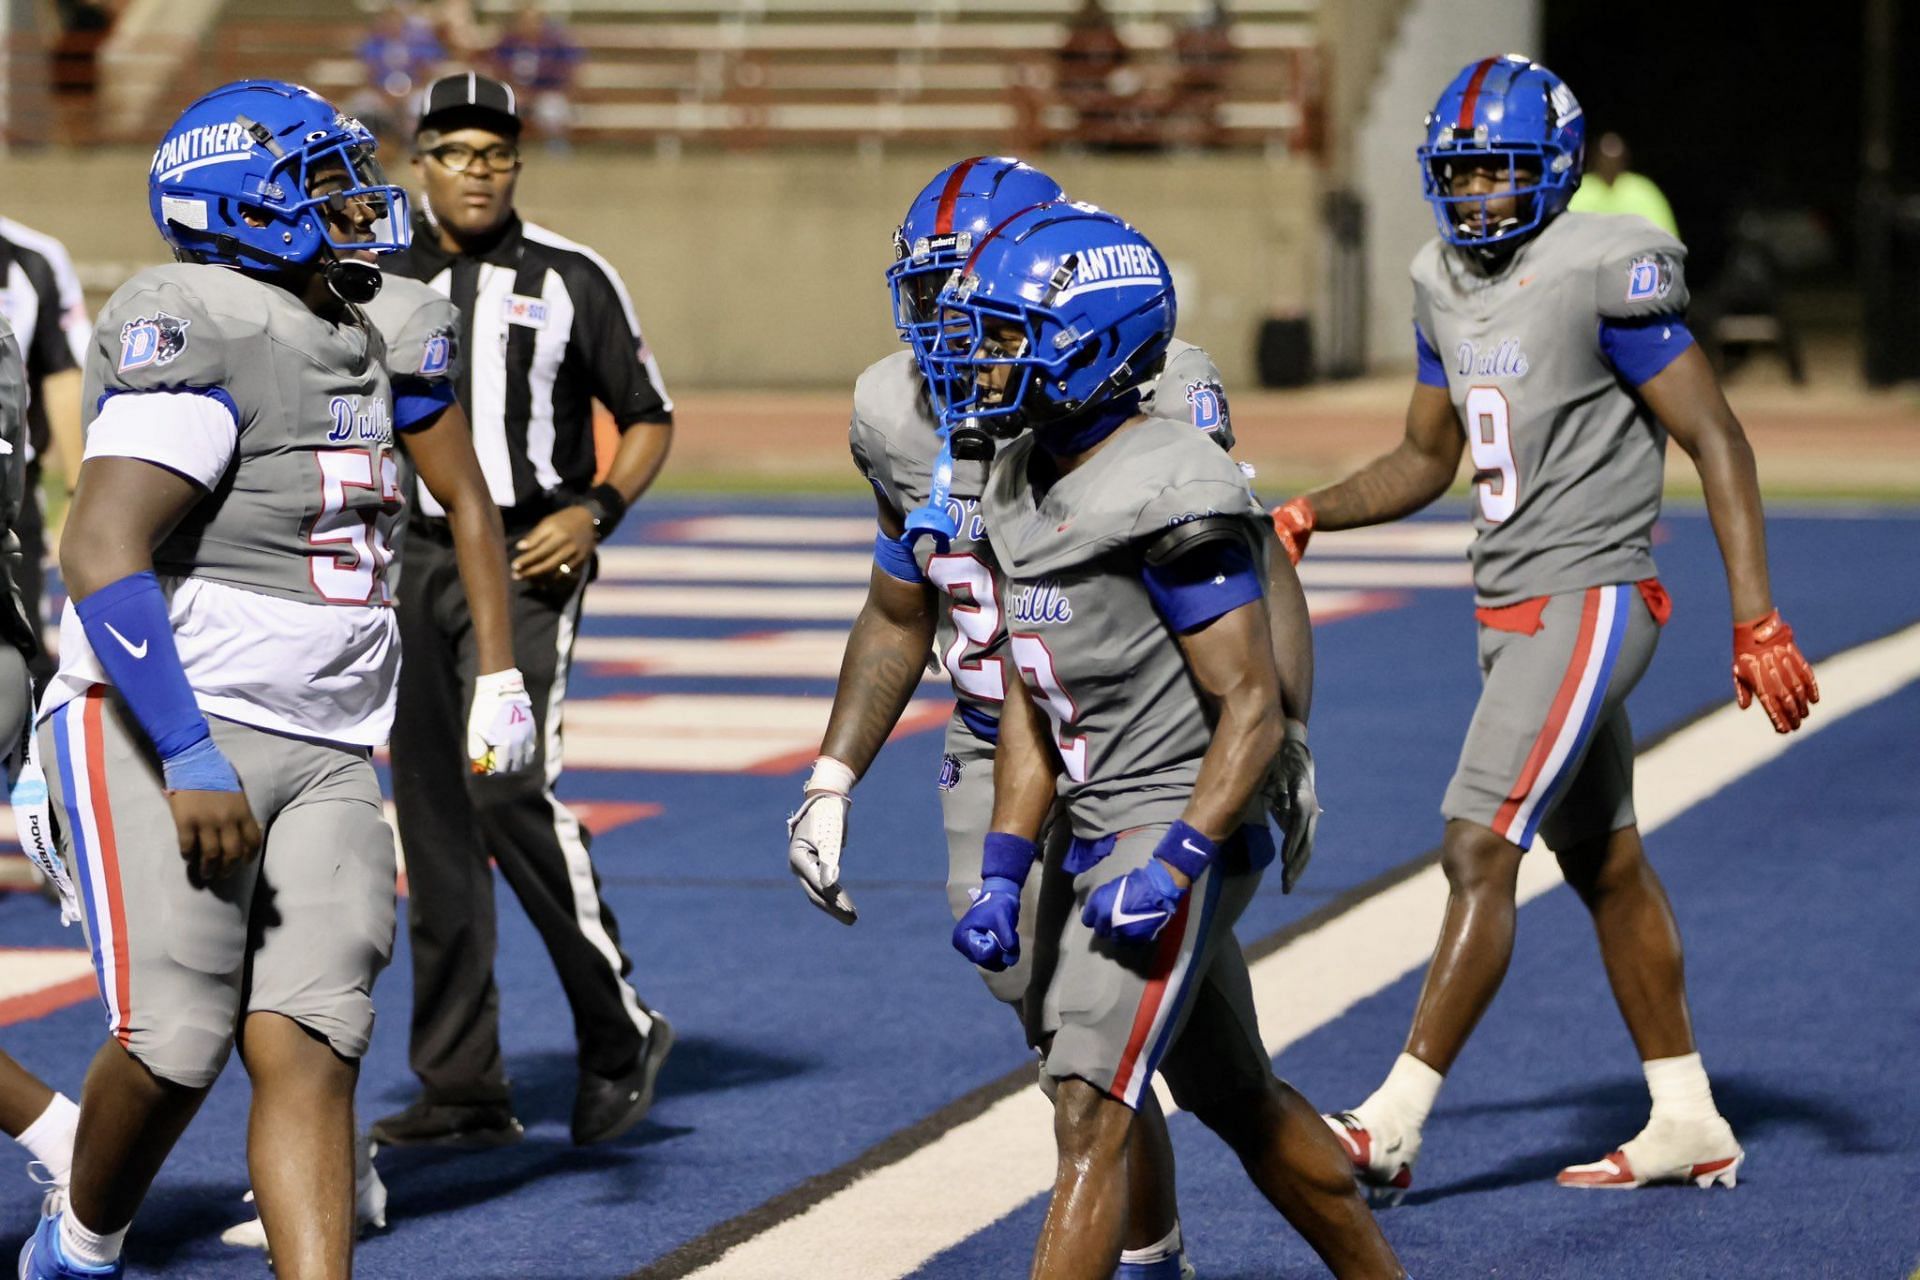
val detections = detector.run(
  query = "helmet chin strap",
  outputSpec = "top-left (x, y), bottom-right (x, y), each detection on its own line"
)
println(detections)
top-left (323, 254), bottom-right (383, 304)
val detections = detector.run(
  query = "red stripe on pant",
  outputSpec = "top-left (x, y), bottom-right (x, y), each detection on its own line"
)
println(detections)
top-left (1108, 890), bottom-right (1194, 1103)
top-left (82, 690), bottom-right (132, 1046)
top-left (1491, 587), bottom-right (1600, 838)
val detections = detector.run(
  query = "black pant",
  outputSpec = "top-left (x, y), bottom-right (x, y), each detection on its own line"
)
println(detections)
top-left (391, 524), bottom-right (652, 1104)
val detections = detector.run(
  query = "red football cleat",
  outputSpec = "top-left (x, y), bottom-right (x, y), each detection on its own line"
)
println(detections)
top-left (1558, 1118), bottom-right (1744, 1190)
top-left (1324, 1110), bottom-right (1416, 1207)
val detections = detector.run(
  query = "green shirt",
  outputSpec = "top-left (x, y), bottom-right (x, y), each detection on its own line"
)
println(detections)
top-left (1568, 172), bottom-right (1679, 239)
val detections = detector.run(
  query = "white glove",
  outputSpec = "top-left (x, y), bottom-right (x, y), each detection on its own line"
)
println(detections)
top-left (1266, 719), bottom-right (1323, 894)
top-left (787, 756), bottom-right (858, 925)
top-left (467, 668), bottom-right (537, 775)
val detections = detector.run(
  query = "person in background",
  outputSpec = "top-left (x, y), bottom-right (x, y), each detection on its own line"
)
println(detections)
top-left (491, 2), bottom-right (582, 150)
top-left (354, 2), bottom-right (447, 140)
top-left (1568, 132), bottom-right (1679, 239)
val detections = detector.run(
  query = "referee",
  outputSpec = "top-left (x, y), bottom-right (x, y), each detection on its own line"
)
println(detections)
top-left (373, 73), bottom-right (676, 1150)
top-left (0, 215), bottom-right (89, 682)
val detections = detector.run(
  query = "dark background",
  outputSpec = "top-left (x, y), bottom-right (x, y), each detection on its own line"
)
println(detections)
top-left (1543, 0), bottom-right (1913, 283)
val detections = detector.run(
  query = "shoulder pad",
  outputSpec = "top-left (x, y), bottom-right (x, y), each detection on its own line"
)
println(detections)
top-left (90, 265), bottom-right (265, 401)
top-left (1143, 513), bottom-right (1248, 566)
top-left (1591, 218), bottom-right (1690, 320)
top-left (363, 277), bottom-right (459, 381)
top-left (1148, 339), bottom-right (1234, 453)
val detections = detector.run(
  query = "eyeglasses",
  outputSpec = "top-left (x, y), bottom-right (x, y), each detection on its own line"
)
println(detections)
top-left (424, 142), bottom-right (520, 174)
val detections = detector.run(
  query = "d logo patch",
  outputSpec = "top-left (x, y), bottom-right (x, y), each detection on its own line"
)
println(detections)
top-left (119, 312), bottom-right (191, 372)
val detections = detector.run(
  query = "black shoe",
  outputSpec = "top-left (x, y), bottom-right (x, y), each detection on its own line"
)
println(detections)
top-left (571, 1013), bottom-right (675, 1146)
top-left (370, 1096), bottom-right (525, 1149)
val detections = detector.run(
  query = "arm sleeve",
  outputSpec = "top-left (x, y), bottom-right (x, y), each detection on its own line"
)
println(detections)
top-left (85, 389), bottom-right (239, 489)
top-left (1414, 322), bottom-right (1448, 387)
top-left (391, 373), bottom-right (457, 433)
top-left (1140, 536), bottom-right (1264, 634)
top-left (1598, 316), bottom-right (1695, 387)
top-left (573, 259), bottom-right (673, 428)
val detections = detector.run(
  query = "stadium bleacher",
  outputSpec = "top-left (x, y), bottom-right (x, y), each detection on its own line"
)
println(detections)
top-left (171, 0), bottom-right (1323, 153)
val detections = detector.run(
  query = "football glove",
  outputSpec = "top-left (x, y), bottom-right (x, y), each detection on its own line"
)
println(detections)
top-left (1083, 822), bottom-right (1216, 943)
top-left (1264, 720), bottom-right (1323, 894)
top-left (953, 876), bottom-right (1024, 971)
top-left (1732, 609), bottom-right (1818, 734)
top-left (468, 668), bottom-right (537, 775)
top-left (787, 757), bottom-right (858, 925)
top-left (1272, 497), bottom-right (1316, 566)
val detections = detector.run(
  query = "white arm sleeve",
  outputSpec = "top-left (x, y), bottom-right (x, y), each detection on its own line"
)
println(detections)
top-left (84, 390), bottom-right (238, 489)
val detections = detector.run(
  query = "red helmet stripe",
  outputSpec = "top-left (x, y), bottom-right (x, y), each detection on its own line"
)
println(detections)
top-left (960, 202), bottom-right (1055, 274)
top-left (1456, 57), bottom-right (1497, 130)
top-left (934, 157), bottom-right (986, 235)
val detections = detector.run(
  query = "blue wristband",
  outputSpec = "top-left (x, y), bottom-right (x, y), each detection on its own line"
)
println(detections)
top-left (160, 734), bottom-right (242, 793)
top-left (981, 832), bottom-right (1040, 885)
top-left (1155, 820), bottom-right (1216, 881)
top-left (873, 529), bottom-right (927, 584)
top-left (74, 571), bottom-right (211, 761)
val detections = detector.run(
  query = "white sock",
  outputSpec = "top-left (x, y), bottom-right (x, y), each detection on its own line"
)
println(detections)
top-left (1362, 1053), bottom-right (1445, 1133)
top-left (16, 1092), bottom-right (78, 1185)
top-left (58, 1210), bottom-right (126, 1267)
top-left (1643, 1052), bottom-right (1718, 1124)
top-left (1118, 1221), bottom-right (1182, 1265)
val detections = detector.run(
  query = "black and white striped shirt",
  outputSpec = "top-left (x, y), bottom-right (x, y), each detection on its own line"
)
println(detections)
top-left (0, 216), bottom-right (89, 463)
top-left (386, 213), bottom-right (672, 519)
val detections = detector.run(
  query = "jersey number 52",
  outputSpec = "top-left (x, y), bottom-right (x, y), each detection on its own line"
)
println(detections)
top-left (308, 449), bottom-right (401, 605)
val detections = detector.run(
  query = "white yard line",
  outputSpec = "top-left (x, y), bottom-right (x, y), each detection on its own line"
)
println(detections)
top-left (683, 622), bottom-right (1920, 1280)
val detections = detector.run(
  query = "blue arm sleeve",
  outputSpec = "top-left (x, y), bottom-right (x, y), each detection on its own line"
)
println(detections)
top-left (1414, 324), bottom-right (1448, 388)
top-left (873, 530), bottom-right (926, 584)
top-left (1141, 538), bottom-right (1264, 634)
top-left (1599, 316), bottom-right (1694, 387)
top-left (73, 571), bottom-right (210, 761)
top-left (392, 374), bottom-right (457, 434)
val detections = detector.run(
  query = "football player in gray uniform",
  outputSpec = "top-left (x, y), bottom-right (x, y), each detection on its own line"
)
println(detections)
top-left (786, 159), bottom-right (1315, 1278)
top-left (1273, 56), bottom-right (1817, 1201)
top-left (15, 81), bottom-right (482, 1280)
top-left (937, 203), bottom-right (1402, 1280)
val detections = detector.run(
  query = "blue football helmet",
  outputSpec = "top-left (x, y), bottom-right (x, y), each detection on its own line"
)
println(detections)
top-left (925, 202), bottom-right (1175, 436)
top-left (887, 157), bottom-right (1065, 367)
top-left (1419, 55), bottom-right (1584, 253)
top-left (148, 80), bottom-right (409, 296)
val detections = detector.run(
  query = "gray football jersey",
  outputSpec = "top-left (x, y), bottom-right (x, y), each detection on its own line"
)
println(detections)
top-left (981, 419), bottom-right (1268, 836)
top-left (848, 339), bottom-right (1233, 729)
top-left (361, 274), bottom-right (460, 383)
top-left (1413, 212), bottom-right (1688, 605)
top-left (83, 264), bottom-right (401, 607)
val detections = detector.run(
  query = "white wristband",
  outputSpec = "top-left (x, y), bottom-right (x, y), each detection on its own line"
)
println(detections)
top-left (806, 755), bottom-right (857, 796)
top-left (1284, 717), bottom-right (1309, 744)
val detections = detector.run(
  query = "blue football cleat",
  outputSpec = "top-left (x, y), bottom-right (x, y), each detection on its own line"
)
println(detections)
top-left (17, 1213), bottom-right (123, 1279)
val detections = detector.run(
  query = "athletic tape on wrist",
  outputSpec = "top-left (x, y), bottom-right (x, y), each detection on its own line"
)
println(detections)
top-left (806, 755), bottom-right (857, 796)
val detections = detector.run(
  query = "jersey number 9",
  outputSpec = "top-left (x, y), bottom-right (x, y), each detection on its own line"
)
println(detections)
top-left (1465, 385), bottom-right (1517, 524)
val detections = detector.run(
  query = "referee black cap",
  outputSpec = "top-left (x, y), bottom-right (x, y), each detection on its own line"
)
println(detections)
top-left (417, 72), bottom-right (522, 139)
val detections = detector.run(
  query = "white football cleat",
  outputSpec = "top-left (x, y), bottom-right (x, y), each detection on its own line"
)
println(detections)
top-left (1324, 1110), bottom-right (1418, 1207)
top-left (1557, 1116), bottom-right (1744, 1190)
top-left (221, 1134), bottom-right (388, 1253)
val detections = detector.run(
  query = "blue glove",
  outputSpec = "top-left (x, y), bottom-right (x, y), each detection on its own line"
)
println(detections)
top-left (953, 875), bottom-right (1024, 971)
top-left (1082, 822), bottom-right (1217, 943)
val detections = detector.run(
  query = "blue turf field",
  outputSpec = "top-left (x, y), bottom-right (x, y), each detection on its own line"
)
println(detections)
top-left (2, 498), bottom-right (1917, 1278)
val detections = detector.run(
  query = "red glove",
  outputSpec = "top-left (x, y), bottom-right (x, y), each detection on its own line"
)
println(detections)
top-left (1272, 497), bottom-right (1316, 567)
top-left (1732, 609), bottom-right (1819, 734)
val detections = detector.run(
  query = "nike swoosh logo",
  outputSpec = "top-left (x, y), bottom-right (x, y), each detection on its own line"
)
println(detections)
top-left (1109, 902), bottom-right (1167, 930)
top-left (1181, 839), bottom-right (1207, 857)
top-left (104, 623), bottom-right (148, 659)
